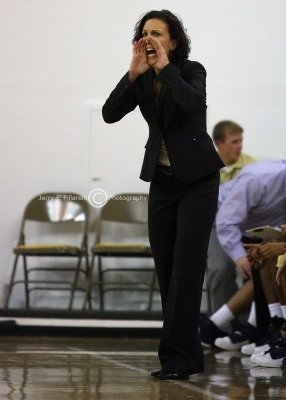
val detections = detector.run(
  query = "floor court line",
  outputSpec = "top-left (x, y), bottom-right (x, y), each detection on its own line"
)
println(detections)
top-left (0, 348), bottom-right (220, 400)
top-left (0, 350), bottom-right (157, 356)
top-left (93, 353), bottom-right (221, 400)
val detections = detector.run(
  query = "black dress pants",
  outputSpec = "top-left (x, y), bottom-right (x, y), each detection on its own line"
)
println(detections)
top-left (148, 166), bottom-right (219, 373)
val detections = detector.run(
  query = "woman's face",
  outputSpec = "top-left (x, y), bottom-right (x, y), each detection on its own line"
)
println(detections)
top-left (142, 18), bottom-right (175, 66)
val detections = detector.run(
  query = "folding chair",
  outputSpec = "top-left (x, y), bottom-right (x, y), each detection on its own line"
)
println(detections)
top-left (84, 193), bottom-right (157, 311)
top-left (4, 192), bottom-right (90, 309)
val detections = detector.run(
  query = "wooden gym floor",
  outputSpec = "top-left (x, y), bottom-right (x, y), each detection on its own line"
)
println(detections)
top-left (0, 336), bottom-right (285, 399)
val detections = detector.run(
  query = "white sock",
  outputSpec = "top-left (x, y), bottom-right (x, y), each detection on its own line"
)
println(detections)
top-left (210, 304), bottom-right (235, 328)
top-left (281, 305), bottom-right (286, 320)
top-left (247, 302), bottom-right (257, 327)
top-left (268, 302), bottom-right (283, 318)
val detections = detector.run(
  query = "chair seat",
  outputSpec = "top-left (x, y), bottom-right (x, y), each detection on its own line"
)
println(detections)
top-left (92, 242), bottom-right (152, 255)
top-left (14, 244), bottom-right (82, 256)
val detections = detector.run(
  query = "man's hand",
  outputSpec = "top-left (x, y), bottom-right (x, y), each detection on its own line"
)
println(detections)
top-left (244, 242), bottom-right (286, 260)
top-left (235, 256), bottom-right (252, 279)
top-left (245, 244), bottom-right (262, 264)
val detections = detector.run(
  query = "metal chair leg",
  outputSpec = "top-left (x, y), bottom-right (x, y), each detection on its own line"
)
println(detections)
top-left (82, 254), bottom-right (96, 310)
top-left (4, 254), bottom-right (20, 309)
top-left (69, 256), bottom-right (82, 310)
top-left (85, 252), bottom-right (92, 310)
top-left (23, 255), bottom-right (30, 309)
top-left (98, 256), bottom-right (104, 310)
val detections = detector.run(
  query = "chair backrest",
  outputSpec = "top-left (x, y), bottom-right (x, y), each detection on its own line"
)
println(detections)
top-left (18, 192), bottom-right (90, 244)
top-left (24, 192), bottom-right (89, 223)
top-left (100, 193), bottom-right (149, 224)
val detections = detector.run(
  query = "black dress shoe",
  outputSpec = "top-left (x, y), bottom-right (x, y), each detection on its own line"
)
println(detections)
top-left (150, 370), bottom-right (161, 377)
top-left (158, 372), bottom-right (189, 380)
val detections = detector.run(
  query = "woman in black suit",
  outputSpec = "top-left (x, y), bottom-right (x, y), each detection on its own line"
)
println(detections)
top-left (102, 9), bottom-right (224, 380)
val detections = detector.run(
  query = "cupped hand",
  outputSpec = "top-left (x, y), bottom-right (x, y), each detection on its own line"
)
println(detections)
top-left (147, 36), bottom-right (170, 72)
top-left (128, 39), bottom-right (150, 82)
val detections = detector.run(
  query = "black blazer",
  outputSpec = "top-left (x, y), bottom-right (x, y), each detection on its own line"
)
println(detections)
top-left (102, 59), bottom-right (224, 183)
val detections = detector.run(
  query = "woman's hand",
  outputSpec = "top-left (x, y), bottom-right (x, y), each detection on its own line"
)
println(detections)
top-left (128, 39), bottom-right (149, 83)
top-left (147, 36), bottom-right (170, 72)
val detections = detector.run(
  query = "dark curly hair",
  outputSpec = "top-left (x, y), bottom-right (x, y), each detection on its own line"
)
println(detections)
top-left (132, 10), bottom-right (191, 62)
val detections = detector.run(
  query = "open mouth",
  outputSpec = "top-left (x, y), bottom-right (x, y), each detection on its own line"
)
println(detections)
top-left (146, 48), bottom-right (157, 57)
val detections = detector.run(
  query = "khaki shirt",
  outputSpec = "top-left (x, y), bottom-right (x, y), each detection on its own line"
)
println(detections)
top-left (220, 153), bottom-right (257, 184)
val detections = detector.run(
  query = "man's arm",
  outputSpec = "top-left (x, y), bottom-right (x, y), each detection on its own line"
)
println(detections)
top-left (216, 174), bottom-right (264, 277)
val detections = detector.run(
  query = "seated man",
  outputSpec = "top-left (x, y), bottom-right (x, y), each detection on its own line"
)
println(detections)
top-left (202, 160), bottom-right (286, 345)
top-left (216, 160), bottom-right (286, 280)
top-left (208, 120), bottom-right (256, 312)
top-left (212, 120), bottom-right (256, 184)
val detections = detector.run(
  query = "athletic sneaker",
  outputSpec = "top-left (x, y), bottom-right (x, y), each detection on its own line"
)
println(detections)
top-left (251, 339), bottom-right (286, 368)
top-left (250, 349), bottom-right (270, 364)
top-left (199, 317), bottom-right (228, 347)
top-left (251, 344), bottom-right (271, 356)
top-left (250, 336), bottom-right (284, 363)
top-left (241, 342), bottom-right (256, 355)
top-left (214, 322), bottom-right (257, 351)
top-left (243, 317), bottom-right (285, 356)
top-left (242, 336), bottom-right (270, 356)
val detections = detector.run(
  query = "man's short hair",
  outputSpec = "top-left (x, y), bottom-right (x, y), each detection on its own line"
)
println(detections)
top-left (212, 120), bottom-right (243, 142)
